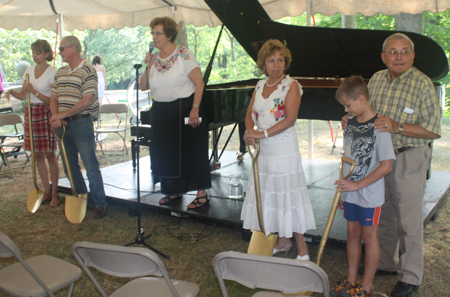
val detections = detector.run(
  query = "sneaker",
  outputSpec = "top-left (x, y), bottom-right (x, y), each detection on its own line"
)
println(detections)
top-left (95, 207), bottom-right (107, 219)
top-left (340, 283), bottom-right (373, 297)
top-left (330, 279), bottom-right (359, 297)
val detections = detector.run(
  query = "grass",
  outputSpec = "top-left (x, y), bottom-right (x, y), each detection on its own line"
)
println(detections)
top-left (1, 109), bottom-right (450, 296)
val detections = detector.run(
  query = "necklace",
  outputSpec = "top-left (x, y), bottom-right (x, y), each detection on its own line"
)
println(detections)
top-left (265, 75), bottom-right (285, 87)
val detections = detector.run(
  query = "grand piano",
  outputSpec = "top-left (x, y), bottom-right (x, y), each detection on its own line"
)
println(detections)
top-left (131, 0), bottom-right (448, 169)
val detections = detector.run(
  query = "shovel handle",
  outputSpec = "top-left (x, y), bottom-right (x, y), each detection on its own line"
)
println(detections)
top-left (316, 156), bottom-right (356, 266)
top-left (53, 126), bottom-right (79, 196)
top-left (247, 140), bottom-right (266, 234)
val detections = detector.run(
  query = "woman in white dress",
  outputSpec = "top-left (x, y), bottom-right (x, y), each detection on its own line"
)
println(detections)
top-left (242, 39), bottom-right (316, 260)
top-left (6, 40), bottom-right (59, 207)
top-left (92, 55), bottom-right (106, 104)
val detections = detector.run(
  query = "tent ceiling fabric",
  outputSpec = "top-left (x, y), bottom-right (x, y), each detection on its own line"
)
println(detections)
top-left (1, 0), bottom-right (450, 30)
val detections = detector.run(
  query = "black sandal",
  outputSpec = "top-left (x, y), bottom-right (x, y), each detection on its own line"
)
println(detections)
top-left (159, 194), bottom-right (183, 205)
top-left (187, 194), bottom-right (210, 209)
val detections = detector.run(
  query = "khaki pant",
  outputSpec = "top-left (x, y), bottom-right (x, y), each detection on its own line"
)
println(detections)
top-left (378, 145), bottom-right (431, 286)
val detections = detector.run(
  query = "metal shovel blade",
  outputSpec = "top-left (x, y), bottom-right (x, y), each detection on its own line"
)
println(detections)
top-left (27, 189), bottom-right (45, 213)
top-left (64, 193), bottom-right (88, 224)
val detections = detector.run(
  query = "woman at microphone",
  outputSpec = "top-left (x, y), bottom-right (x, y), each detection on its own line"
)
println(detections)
top-left (140, 16), bottom-right (211, 209)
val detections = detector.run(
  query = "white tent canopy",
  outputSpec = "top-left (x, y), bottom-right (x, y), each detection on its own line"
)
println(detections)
top-left (1, 0), bottom-right (450, 31)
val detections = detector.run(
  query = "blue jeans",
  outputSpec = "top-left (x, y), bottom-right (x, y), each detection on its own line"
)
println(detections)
top-left (57, 116), bottom-right (107, 208)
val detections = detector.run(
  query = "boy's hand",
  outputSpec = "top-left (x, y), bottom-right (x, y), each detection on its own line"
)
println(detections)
top-left (341, 114), bottom-right (349, 130)
top-left (338, 199), bottom-right (344, 211)
top-left (334, 179), bottom-right (359, 192)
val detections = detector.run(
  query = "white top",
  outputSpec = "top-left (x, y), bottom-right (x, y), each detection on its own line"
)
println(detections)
top-left (149, 46), bottom-right (199, 102)
top-left (23, 65), bottom-right (56, 104)
top-left (251, 75), bottom-right (303, 130)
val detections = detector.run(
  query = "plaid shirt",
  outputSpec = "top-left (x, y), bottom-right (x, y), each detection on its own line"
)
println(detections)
top-left (368, 66), bottom-right (442, 149)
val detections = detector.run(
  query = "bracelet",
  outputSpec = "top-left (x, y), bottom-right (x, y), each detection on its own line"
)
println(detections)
top-left (264, 130), bottom-right (268, 138)
top-left (192, 105), bottom-right (200, 109)
top-left (35, 92), bottom-right (39, 98)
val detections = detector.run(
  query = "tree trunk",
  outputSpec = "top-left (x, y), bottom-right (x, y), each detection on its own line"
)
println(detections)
top-left (395, 13), bottom-right (423, 34)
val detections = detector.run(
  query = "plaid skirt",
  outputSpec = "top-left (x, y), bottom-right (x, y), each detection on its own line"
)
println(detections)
top-left (24, 103), bottom-right (57, 152)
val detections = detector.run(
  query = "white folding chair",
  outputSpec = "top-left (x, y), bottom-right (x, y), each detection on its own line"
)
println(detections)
top-left (0, 231), bottom-right (81, 297)
top-left (94, 103), bottom-right (128, 156)
top-left (0, 113), bottom-right (30, 180)
top-left (72, 241), bottom-right (200, 297)
top-left (213, 251), bottom-right (330, 297)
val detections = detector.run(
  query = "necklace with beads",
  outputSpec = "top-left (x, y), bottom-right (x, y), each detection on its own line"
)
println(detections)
top-left (265, 74), bottom-right (285, 87)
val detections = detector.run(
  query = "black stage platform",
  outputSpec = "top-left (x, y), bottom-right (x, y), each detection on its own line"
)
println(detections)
top-left (57, 151), bottom-right (450, 246)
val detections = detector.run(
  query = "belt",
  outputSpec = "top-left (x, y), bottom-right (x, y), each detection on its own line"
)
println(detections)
top-left (63, 114), bottom-right (90, 122)
top-left (394, 146), bottom-right (412, 155)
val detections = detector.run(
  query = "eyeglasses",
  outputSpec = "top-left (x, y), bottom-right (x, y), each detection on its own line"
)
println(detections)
top-left (151, 31), bottom-right (165, 36)
top-left (386, 50), bottom-right (411, 57)
top-left (59, 45), bottom-right (72, 52)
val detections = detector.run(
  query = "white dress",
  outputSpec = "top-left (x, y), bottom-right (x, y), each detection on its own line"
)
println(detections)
top-left (97, 71), bottom-right (105, 100)
top-left (241, 75), bottom-right (316, 237)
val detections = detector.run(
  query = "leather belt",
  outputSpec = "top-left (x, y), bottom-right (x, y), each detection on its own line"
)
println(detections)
top-left (394, 146), bottom-right (412, 155)
top-left (63, 114), bottom-right (90, 122)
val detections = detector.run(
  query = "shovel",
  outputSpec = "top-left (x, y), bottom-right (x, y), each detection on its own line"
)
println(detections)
top-left (246, 139), bottom-right (278, 256)
top-left (26, 74), bottom-right (45, 213)
top-left (53, 126), bottom-right (88, 224)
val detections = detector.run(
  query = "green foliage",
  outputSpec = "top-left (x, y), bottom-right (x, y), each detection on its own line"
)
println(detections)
top-left (1, 11), bottom-right (449, 116)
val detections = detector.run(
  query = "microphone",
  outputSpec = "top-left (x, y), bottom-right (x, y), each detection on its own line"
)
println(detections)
top-left (149, 41), bottom-right (155, 54)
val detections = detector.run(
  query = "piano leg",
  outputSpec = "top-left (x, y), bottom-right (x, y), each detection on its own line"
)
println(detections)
top-left (131, 139), bottom-right (137, 169)
top-left (237, 121), bottom-right (247, 162)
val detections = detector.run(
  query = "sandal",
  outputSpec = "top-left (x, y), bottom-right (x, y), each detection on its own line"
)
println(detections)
top-left (42, 192), bottom-right (52, 204)
top-left (187, 193), bottom-right (210, 209)
top-left (50, 194), bottom-right (60, 207)
top-left (159, 194), bottom-right (183, 205)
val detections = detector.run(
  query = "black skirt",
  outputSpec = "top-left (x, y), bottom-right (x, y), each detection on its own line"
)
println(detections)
top-left (150, 94), bottom-right (211, 194)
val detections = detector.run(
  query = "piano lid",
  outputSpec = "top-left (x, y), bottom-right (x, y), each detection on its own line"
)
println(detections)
top-left (205, 0), bottom-right (449, 82)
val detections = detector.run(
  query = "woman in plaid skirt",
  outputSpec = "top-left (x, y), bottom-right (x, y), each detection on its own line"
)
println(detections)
top-left (6, 40), bottom-right (59, 207)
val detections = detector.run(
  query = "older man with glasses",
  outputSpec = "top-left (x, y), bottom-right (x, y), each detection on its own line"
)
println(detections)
top-left (49, 36), bottom-right (107, 219)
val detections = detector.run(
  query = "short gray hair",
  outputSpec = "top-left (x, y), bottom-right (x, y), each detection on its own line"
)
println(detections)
top-left (63, 36), bottom-right (82, 53)
top-left (382, 33), bottom-right (414, 53)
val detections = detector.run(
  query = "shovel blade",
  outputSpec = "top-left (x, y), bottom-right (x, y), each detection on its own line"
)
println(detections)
top-left (65, 194), bottom-right (88, 224)
top-left (27, 189), bottom-right (45, 213)
top-left (247, 230), bottom-right (278, 256)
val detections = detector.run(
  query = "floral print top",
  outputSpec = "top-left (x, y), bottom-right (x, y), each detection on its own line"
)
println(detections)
top-left (251, 75), bottom-right (303, 130)
top-left (149, 46), bottom-right (199, 102)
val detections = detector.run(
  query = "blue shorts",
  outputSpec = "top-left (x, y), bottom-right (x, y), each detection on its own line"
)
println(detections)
top-left (343, 202), bottom-right (381, 226)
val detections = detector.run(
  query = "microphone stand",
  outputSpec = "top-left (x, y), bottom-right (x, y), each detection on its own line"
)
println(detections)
top-left (124, 63), bottom-right (169, 260)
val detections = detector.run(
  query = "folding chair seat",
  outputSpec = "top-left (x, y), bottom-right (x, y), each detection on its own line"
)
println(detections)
top-left (94, 103), bottom-right (129, 156)
top-left (72, 241), bottom-right (200, 297)
top-left (0, 231), bottom-right (81, 297)
top-left (0, 113), bottom-right (30, 180)
top-left (213, 251), bottom-right (330, 297)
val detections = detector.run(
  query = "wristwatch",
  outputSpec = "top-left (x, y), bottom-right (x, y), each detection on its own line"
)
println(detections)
top-left (398, 122), bottom-right (405, 134)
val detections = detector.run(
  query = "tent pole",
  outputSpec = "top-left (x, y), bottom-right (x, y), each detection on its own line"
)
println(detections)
top-left (306, 0), bottom-right (314, 159)
top-left (58, 14), bottom-right (63, 67)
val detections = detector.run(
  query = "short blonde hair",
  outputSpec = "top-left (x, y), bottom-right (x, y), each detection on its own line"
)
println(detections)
top-left (31, 39), bottom-right (54, 62)
top-left (257, 39), bottom-right (292, 74)
top-left (150, 17), bottom-right (178, 43)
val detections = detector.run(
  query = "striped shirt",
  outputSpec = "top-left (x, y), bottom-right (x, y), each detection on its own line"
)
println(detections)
top-left (368, 66), bottom-right (442, 149)
top-left (51, 60), bottom-right (99, 115)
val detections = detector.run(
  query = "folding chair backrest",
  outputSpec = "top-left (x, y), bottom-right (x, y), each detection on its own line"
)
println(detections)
top-left (0, 113), bottom-right (23, 127)
top-left (72, 241), bottom-right (181, 296)
top-left (0, 232), bottom-right (21, 259)
top-left (99, 103), bottom-right (128, 114)
top-left (72, 241), bottom-right (164, 277)
top-left (213, 251), bottom-right (329, 297)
